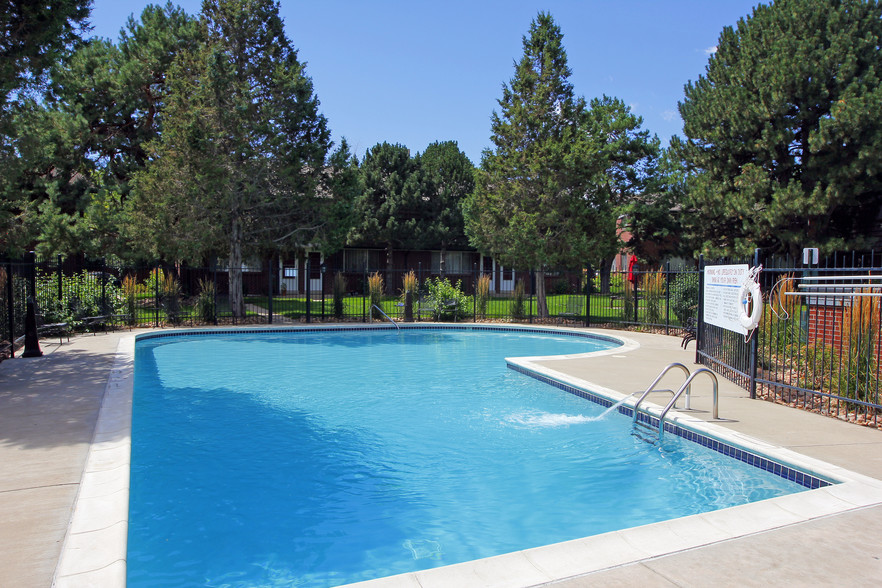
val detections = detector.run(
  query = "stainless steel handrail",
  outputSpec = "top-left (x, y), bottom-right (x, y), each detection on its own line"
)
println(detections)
top-left (371, 304), bottom-right (400, 331)
top-left (632, 362), bottom-right (692, 425)
top-left (657, 367), bottom-right (719, 436)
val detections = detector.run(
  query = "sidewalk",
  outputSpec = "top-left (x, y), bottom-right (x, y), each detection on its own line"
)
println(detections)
top-left (2, 327), bottom-right (881, 587)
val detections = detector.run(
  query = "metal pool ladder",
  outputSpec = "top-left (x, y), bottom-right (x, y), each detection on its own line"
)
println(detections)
top-left (371, 305), bottom-right (400, 331)
top-left (632, 364), bottom-right (720, 438)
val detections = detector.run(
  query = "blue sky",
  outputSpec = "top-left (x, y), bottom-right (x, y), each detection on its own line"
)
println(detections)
top-left (88, 0), bottom-right (760, 164)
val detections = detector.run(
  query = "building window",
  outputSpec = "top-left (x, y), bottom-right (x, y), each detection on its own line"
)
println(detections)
top-left (431, 251), bottom-right (470, 274)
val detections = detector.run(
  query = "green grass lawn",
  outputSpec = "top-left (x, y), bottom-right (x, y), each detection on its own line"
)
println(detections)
top-left (244, 293), bottom-right (685, 326)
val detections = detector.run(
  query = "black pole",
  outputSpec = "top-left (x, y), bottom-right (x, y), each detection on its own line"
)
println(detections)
top-left (529, 270), bottom-right (534, 324)
top-left (305, 258), bottom-right (311, 324)
top-left (585, 264), bottom-right (591, 328)
top-left (748, 248), bottom-right (761, 400)
top-left (7, 260), bottom-right (15, 352)
top-left (321, 265), bottom-right (326, 322)
top-left (22, 252), bottom-right (42, 358)
top-left (665, 261), bottom-right (671, 335)
top-left (362, 267), bottom-right (367, 323)
top-left (56, 254), bottom-right (62, 306)
top-left (696, 255), bottom-right (704, 365)
top-left (154, 264), bottom-right (160, 328)
top-left (267, 256), bottom-right (273, 325)
top-left (101, 257), bottom-right (107, 314)
top-left (212, 258), bottom-right (218, 325)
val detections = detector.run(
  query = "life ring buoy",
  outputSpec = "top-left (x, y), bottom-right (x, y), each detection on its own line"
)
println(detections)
top-left (738, 279), bottom-right (763, 330)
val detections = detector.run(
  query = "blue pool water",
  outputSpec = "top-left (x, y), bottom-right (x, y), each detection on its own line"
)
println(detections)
top-left (128, 328), bottom-right (806, 587)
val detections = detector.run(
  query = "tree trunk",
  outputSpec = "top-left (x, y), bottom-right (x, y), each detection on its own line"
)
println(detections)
top-left (536, 269), bottom-right (549, 318)
top-left (229, 217), bottom-right (245, 318)
top-left (599, 258), bottom-right (612, 295)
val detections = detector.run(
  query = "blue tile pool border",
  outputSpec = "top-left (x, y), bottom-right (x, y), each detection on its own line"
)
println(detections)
top-left (506, 362), bottom-right (834, 491)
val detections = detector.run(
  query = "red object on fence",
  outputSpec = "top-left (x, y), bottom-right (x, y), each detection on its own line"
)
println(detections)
top-left (627, 256), bottom-right (638, 284)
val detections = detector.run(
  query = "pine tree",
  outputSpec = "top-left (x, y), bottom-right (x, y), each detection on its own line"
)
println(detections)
top-left (464, 12), bottom-right (606, 317)
top-left (678, 0), bottom-right (882, 256)
top-left (131, 0), bottom-right (354, 316)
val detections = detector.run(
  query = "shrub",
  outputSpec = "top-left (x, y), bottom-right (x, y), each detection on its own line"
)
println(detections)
top-left (510, 279), bottom-right (526, 319)
top-left (425, 277), bottom-right (470, 321)
top-left (333, 272), bottom-right (347, 319)
top-left (401, 270), bottom-right (418, 321)
top-left (194, 278), bottom-right (216, 324)
top-left (669, 272), bottom-right (699, 326)
top-left (622, 279), bottom-right (634, 321)
top-left (121, 275), bottom-right (139, 325)
top-left (36, 270), bottom-right (124, 325)
top-left (641, 271), bottom-right (665, 325)
top-left (160, 271), bottom-right (182, 324)
top-left (368, 272), bottom-right (384, 319)
top-left (476, 274), bottom-right (491, 319)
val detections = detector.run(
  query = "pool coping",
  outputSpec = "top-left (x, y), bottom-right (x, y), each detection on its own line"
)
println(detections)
top-left (51, 324), bottom-right (882, 587)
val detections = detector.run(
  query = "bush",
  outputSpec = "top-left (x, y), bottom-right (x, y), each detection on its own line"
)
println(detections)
top-left (368, 272), bottom-right (384, 319)
top-left (333, 272), bottom-right (346, 319)
top-left (510, 279), bottom-right (526, 319)
top-left (476, 274), bottom-right (491, 319)
top-left (194, 278), bottom-right (216, 324)
top-left (36, 270), bottom-right (124, 325)
top-left (425, 277), bottom-right (470, 321)
top-left (641, 271), bottom-right (665, 325)
top-left (159, 271), bottom-right (182, 324)
top-left (669, 272), bottom-right (699, 326)
top-left (121, 275), bottom-right (139, 325)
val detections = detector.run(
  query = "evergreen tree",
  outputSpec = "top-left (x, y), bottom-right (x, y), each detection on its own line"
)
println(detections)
top-left (464, 12), bottom-right (606, 317)
top-left (0, 0), bottom-right (91, 254)
top-left (678, 0), bottom-right (882, 256)
top-left (349, 142), bottom-right (429, 269)
top-left (418, 140), bottom-right (474, 259)
top-left (130, 0), bottom-right (354, 316)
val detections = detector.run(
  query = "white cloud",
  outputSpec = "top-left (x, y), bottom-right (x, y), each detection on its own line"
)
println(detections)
top-left (704, 46), bottom-right (718, 55)
top-left (662, 110), bottom-right (677, 122)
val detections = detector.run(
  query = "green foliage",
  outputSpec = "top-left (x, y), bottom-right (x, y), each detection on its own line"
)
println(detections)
top-left (641, 271), bottom-right (665, 325)
top-left (669, 272), bottom-right (699, 325)
top-left (476, 274), bottom-right (491, 319)
top-left (418, 141), bottom-right (475, 251)
top-left (121, 275), bottom-right (139, 325)
top-left (159, 271), bottom-right (181, 324)
top-left (678, 0), bottom-right (882, 256)
top-left (425, 277), bottom-right (470, 321)
top-left (509, 279), bottom-right (527, 320)
top-left (332, 271), bottom-right (346, 319)
top-left (194, 278), bottom-right (216, 324)
top-left (349, 142), bottom-right (427, 271)
top-left (367, 272), bottom-right (384, 319)
top-left (622, 280), bottom-right (635, 321)
top-left (129, 0), bottom-right (348, 318)
top-left (36, 270), bottom-right (124, 325)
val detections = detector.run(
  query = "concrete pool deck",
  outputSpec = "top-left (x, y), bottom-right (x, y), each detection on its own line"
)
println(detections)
top-left (1, 326), bottom-right (881, 587)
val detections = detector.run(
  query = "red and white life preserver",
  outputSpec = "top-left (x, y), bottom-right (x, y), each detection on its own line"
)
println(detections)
top-left (738, 279), bottom-right (763, 330)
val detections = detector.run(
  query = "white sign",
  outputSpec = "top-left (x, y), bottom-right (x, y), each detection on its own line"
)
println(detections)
top-left (704, 264), bottom-right (749, 335)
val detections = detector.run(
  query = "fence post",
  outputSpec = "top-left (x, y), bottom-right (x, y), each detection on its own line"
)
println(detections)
top-left (696, 254), bottom-right (704, 365)
top-left (305, 258), bottom-right (311, 324)
top-left (473, 262), bottom-right (477, 323)
top-left (212, 259), bottom-right (218, 325)
top-left (321, 264), bottom-right (326, 322)
top-left (56, 255), bottom-right (62, 306)
top-left (362, 268), bottom-right (366, 323)
top-left (585, 264), bottom-right (591, 328)
top-left (6, 260), bottom-right (15, 352)
top-left (101, 257), bottom-right (107, 314)
top-left (154, 264), bottom-right (160, 328)
top-left (267, 256), bottom-right (273, 325)
top-left (748, 248), bottom-right (761, 400)
top-left (665, 261), bottom-right (671, 335)
top-left (529, 270), bottom-right (534, 324)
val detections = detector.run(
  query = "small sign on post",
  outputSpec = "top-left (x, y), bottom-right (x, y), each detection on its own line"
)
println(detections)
top-left (803, 247), bottom-right (819, 265)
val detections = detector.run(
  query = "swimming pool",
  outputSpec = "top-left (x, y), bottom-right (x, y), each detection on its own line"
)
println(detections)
top-left (127, 326), bottom-right (820, 587)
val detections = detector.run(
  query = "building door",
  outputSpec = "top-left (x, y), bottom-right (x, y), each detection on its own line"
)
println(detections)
top-left (308, 252), bottom-right (323, 293)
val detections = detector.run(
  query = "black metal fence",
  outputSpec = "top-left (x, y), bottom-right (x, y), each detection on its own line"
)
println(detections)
top-left (696, 250), bottom-right (882, 426)
top-left (4, 249), bottom-right (882, 426)
top-left (0, 254), bottom-right (697, 351)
